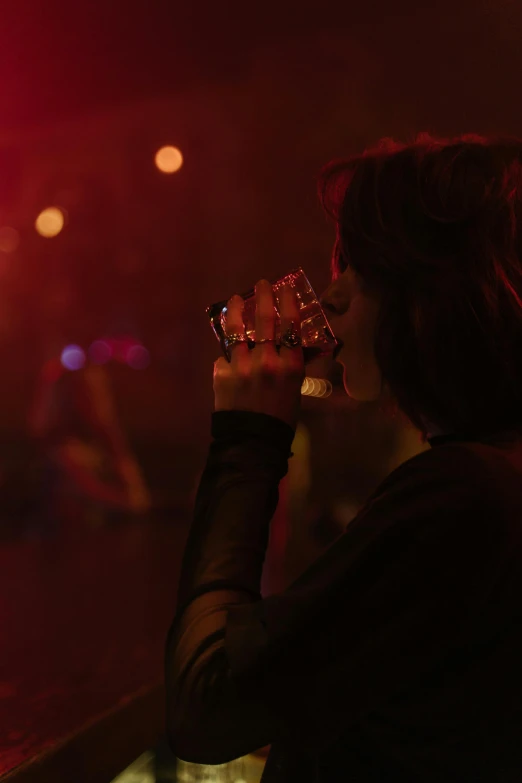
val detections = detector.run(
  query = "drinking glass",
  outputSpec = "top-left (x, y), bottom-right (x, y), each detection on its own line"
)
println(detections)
top-left (206, 267), bottom-right (340, 364)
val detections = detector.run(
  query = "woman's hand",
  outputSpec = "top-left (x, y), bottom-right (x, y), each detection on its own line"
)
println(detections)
top-left (213, 279), bottom-right (305, 430)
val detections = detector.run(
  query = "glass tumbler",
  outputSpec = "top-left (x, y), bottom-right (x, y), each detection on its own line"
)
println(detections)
top-left (206, 267), bottom-right (340, 364)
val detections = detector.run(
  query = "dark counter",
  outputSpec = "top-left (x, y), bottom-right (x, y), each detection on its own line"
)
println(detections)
top-left (0, 518), bottom-right (187, 782)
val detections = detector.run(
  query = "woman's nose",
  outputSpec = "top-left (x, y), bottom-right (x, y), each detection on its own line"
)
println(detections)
top-left (319, 294), bottom-right (335, 316)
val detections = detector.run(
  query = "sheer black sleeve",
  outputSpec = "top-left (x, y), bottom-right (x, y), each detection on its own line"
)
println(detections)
top-left (166, 421), bottom-right (500, 765)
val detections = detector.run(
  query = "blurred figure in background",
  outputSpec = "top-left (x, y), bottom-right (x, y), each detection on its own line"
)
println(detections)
top-left (27, 357), bottom-right (151, 533)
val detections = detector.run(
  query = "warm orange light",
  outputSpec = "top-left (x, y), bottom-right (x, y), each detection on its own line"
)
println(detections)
top-left (155, 146), bottom-right (183, 174)
top-left (35, 207), bottom-right (65, 238)
top-left (0, 227), bottom-right (20, 253)
top-left (301, 377), bottom-right (333, 398)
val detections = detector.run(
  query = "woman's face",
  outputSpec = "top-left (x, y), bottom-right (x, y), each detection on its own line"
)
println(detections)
top-left (320, 266), bottom-right (383, 401)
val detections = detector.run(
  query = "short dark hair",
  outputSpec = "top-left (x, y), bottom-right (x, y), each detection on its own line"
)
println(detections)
top-left (318, 134), bottom-right (522, 439)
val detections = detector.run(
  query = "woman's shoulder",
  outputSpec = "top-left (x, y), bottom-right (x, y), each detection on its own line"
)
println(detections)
top-left (360, 437), bottom-right (522, 523)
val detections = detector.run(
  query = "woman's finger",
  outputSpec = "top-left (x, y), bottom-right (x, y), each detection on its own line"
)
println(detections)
top-left (279, 284), bottom-right (304, 367)
top-left (224, 294), bottom-right (248, 363)
top-left (254, 279), bottom-right (277, 353)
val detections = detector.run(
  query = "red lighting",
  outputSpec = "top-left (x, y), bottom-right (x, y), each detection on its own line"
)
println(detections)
top-left (127, 345), bottom-right (150, 369)
top-left (0, 227), bottom-right (20, 253)
top-left (88, 340), bottom-right (112, 365)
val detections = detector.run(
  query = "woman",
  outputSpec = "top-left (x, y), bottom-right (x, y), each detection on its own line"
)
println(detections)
top-left (165, 135), bottom-right (522, 781)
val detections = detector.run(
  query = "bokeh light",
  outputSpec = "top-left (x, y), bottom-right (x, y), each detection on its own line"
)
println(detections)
top-left (0, 227), bottom-right (20, 253)
top-left (154, 146), bottom-right (183, 174)
top-left (320, 380), bottom-right (333, 398)
top-left (126, 344), bottom-right (150, 369)
top-left (309, 378), bottom-right (321, 396)
top-left (61, 344), bottom-right (86, 371)
top-left (301, 377), bottom-right (332, 398)
top-left (35, 207), bottom-right (65, 238)
top-left (88, 340), bottom-right (112, 365)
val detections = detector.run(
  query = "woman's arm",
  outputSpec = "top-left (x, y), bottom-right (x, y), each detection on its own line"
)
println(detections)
top-left (166, 410), bottom-right (294, 762)
top-left (166, 419), bottom-right (499, 764)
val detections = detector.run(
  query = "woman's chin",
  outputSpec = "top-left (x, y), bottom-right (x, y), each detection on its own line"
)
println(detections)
top-left (342, 378), bottom-right (380, 403)
top-left (344, 386), bottom-right (364, 401)
top-left (341, 368), bottom-right (359, 399)
top-left (342, 378), bottom-right (360, 400)
top-left (342, 367), bottom-right (383, 403)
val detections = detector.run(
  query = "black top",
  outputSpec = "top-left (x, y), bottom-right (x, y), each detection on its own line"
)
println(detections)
top-left (165, 411), bottom-right (522, 782)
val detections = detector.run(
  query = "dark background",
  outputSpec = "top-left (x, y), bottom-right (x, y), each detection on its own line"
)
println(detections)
top-left (0, 2), bottom-right (520, 409)
top-left (0, 0), bottom-right (518, 519)
top-left (2, 0), bottom-right (520, 131)
top-left (0, 0), bottom-right (520, 512)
